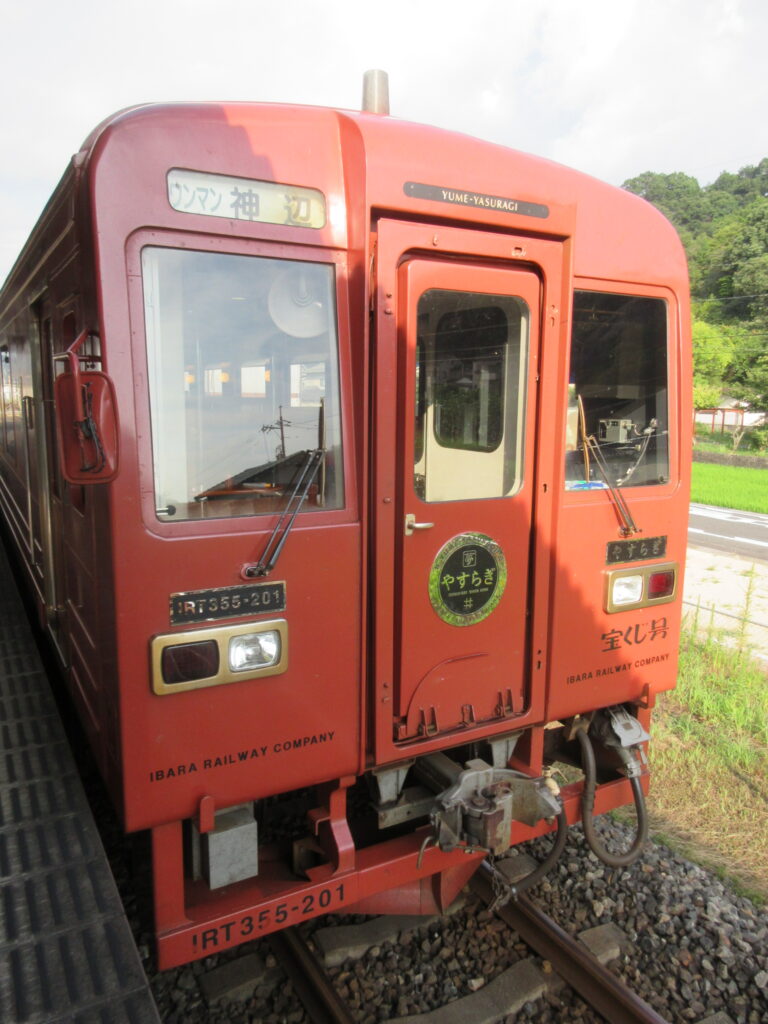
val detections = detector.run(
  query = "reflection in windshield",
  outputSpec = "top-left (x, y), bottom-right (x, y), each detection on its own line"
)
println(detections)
top-left (142, 248), bottom-right (343, 520)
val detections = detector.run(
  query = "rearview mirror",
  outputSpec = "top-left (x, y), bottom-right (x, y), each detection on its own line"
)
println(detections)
top-left (53, 331), bottom-right (119, 484)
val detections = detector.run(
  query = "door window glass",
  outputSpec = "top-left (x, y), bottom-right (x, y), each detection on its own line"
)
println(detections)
top-left (142, 248), bottom-right (343, 520)
top-left (566, 292), bottom-right (669, 489)
top-left (414, 289), bottom-right (529, 502)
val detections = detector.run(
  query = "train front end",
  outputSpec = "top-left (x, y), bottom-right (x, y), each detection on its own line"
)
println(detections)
top-left (66, 100), bottom-right (690, 967)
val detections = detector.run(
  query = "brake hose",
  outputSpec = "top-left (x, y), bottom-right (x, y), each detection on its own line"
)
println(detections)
top-left (507, 806), bottom-right (569, 896)
top-left (576, 727), bottom-right (648, 867)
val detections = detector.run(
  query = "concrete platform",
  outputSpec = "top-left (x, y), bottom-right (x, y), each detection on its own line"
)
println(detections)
top-left (0, 540), bottom-right (160, 1023)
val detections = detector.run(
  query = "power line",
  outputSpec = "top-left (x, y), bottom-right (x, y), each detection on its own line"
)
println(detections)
top-left (694, 292), bottom-right (768, 302)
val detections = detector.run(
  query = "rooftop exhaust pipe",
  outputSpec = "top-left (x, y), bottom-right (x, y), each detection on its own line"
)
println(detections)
top-left (362, 70), bottom-right (390, 115)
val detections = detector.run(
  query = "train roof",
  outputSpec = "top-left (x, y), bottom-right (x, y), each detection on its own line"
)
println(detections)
top-left (3, 100), bottom-right (688, 303)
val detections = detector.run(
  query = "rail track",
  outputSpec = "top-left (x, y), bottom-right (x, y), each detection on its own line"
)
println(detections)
top-left (262, 860), bottom-right (674, 1024)
top-left (271, 927), bottom-right (358, 1024)
top-left (470, 864), bottom-right (670, 1024)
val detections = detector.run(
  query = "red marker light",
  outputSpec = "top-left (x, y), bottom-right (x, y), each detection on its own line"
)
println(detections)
top-left (648, 570), bottom-right (675, 599)
top-left (161, 640), bottom-right (220, 684)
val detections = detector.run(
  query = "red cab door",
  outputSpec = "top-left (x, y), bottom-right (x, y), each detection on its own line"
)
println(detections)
top-left (374, 223), bottom-right (542, 749)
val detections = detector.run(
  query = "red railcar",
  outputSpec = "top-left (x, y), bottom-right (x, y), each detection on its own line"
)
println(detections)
top-left (0, 80), bottom-right (690, 968)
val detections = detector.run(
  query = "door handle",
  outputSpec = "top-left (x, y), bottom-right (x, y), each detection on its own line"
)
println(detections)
top-left (405, 513), bottom-right (435, 536)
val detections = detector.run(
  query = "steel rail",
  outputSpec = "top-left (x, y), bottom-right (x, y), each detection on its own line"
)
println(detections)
top-left (471, 863), bottom-right (671, 1024)
top-left (269, 927), bottom-right (357, 1024)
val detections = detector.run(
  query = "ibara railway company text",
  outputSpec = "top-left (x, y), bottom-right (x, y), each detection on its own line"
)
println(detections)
top-left (149, 730), bottom-right (338, 782)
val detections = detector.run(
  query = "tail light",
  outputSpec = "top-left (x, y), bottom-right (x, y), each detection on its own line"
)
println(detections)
top-left (161, 640), bottom-right (219, 685)
top-left (605, 563), bottom-right (678, 613)
top-left (648, 570), bottom-right (675, 599)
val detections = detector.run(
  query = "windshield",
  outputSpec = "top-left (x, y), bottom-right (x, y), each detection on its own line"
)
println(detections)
top-left (142, 248), bottom-right (343, 520)
top-left (566, 291), bottom-right (669, 490)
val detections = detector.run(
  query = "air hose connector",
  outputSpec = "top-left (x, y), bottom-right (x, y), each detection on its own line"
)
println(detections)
top-left (576, 707), bottom-right (649, 868)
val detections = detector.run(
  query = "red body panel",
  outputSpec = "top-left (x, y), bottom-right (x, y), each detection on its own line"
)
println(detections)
top-left (0, 99), bottom-right (691, 968)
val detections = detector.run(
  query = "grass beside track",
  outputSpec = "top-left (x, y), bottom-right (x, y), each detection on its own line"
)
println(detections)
top-left (645, 618), bottom-right (768, 905)
top-left (690, 461), bottom-right (768, 514)
top-left (620, 466), bottom-right (768, 899)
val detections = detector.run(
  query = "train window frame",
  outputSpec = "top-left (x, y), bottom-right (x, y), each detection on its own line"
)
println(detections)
top-left (413, 287), bottom-right (530, 503)
top-left (564, 283), bottom-right (676, 494)
top-left (0, 331), bottom-right (25, 467)
top-left (59, 310), bottom-right (88, 515)
top-left (0, 338), bottom-right (13, 462)
top-left (141, 247), bottom-right (344, 523)
top-left (126, 230), bottom-right (358, 537)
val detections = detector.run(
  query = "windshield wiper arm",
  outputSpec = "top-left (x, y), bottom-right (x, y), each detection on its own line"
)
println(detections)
top-left (245, 447), bottom-right (325, 577)
top-left (577, 396), bottom-right (639, 537)
top-left (582, 433), bottom-right (640, 536)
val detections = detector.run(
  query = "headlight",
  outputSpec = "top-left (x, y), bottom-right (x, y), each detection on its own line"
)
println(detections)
top-left (611, 574), bottom-right (644, 606)
top-left (229, 630), bottom-right (281, 672)
top-left (151, 619), bottom-right (288, 694)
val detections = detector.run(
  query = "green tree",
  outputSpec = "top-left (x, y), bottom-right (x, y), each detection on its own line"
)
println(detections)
top-left (724, 324), bottom-right (767, 403)
top-left (623, 160), bottom-right (767, 411)
top-left (709, 158), bottom-right (768, 204)
top-left (690, 202), bottom-right (768, 325)
top-left (737, 344), bottom-right (768, 408)
top-left (733, 253), bottom-right (768, 322)
top-left (622, 171), bottom-right (709, 236)
top-left (691, 319), bottom-right (735, 408)
top-left (692, 380), bottom-right (722, 410)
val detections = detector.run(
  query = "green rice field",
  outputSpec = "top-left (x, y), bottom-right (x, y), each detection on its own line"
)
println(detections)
top-left (690, 461), bottom-right (768, 515)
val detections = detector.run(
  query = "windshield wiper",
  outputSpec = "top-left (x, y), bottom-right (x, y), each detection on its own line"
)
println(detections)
top-left (244, 447), bottom-right (325, 577)
top-left (244, 399), bottom-right (325, 577)
top-left (578, 396), bottom-right (639, 537)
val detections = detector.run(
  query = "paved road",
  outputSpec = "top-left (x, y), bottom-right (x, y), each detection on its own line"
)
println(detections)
top-left (688, 503), bottom-right (768, 562)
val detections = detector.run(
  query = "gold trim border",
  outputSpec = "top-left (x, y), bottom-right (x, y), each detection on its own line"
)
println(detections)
top-left (150, 619), bottom-right (288, 695)
top-left (604, 561), bottom-right (678, 614)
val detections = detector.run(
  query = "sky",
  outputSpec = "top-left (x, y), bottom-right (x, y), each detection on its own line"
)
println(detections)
top-left (1, 0), bottom-right (766, 284)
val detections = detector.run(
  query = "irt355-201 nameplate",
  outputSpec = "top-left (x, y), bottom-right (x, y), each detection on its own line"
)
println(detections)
top-left (170, 582), bottom-right (286, 625)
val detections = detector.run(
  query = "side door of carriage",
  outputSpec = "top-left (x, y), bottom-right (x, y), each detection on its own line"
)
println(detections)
top-left (373, 220), bottom-right (544, 748)
top-left (30, 299), bottom-right (69, 658)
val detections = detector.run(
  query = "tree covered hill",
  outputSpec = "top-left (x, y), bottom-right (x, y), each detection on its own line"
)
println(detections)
top-left (622, 160), bottom-right (768, 418)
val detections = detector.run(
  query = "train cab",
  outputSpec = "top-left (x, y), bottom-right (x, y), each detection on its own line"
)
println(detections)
top-left (0, 82), bottom-right (691, 968)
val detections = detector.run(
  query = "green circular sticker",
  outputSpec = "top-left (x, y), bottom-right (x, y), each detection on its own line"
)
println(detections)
top-left (429, 533), bottom-right (507, 626)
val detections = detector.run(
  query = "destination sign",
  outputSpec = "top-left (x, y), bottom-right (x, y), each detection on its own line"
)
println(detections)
top-left (167, 169), bottom-right (326, 228)
top-left (404, 181), bottom-right (549, 219)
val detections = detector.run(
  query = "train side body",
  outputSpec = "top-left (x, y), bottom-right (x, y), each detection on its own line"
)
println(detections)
top-left (0, 101), bottom-right (691, 967)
